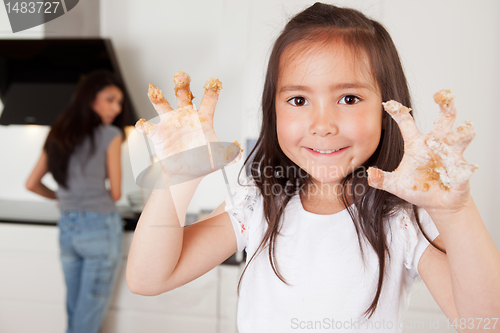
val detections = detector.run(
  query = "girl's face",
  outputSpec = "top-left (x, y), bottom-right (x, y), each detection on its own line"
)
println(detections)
top-left (92, 85), bottom-right (123, 125)
top-left (275, 41), bottom-right (383, 186)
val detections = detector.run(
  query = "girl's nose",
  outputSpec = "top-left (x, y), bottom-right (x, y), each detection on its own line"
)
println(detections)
top-left (309, 104), bottom-right (339, 137)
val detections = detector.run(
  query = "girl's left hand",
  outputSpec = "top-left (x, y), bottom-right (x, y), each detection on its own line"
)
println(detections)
top-left (367, 90), bottom-right (478, 215)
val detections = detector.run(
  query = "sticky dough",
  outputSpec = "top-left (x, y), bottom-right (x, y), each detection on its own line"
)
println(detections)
top-left (384, 90), bottom-right (478, 191)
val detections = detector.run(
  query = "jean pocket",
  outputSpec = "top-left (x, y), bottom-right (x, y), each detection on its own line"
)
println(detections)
top-left (91, 256), bottom-right (119, 297)
top-left (76, 227), bottom-right (110, 259)
top-left (76, 228), bottom-right (120, 297)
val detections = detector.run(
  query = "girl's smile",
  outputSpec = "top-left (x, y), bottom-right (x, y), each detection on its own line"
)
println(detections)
top-left (275, 41), bottom-right (383, 187)
top-left (306, 146), bottom-right (347, 156)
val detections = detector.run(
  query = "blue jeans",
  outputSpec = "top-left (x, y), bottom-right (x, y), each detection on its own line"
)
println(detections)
top-left (59, 211), bottom-right (123, 333)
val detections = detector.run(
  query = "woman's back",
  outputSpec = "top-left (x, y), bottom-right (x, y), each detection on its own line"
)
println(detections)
top-left (56, 124), bottom-right (121, 213)
top-left (25, 69), bottom-right (126, 333)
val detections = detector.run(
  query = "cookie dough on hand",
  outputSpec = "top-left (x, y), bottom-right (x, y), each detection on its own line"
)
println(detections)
top-left (136, 72), bottom-right (243, 186)
top-left (367, 90), bottom-right (477, 212)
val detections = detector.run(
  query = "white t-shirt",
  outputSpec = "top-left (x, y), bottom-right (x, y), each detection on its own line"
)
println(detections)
top-left (225, 176), bottom-right (440, 333)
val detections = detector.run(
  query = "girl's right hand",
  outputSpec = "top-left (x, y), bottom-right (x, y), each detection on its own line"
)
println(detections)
top-left (135, 72), bottom-right (242, 184)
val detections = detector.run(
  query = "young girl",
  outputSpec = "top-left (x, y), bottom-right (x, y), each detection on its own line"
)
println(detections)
top-left (26, 70), bottom-right (128, 333)
top-left (127, 3), bottom-right (500, 332)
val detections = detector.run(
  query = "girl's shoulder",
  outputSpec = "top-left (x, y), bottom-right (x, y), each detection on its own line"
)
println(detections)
top-left (228, 175), bottom-right (260, 207)
top-left (389, 206), bottom-right (438, 240)
top-left (389, 206), bottom-right (439, 278)
top-left (224, 175), bottom-right (261, 252)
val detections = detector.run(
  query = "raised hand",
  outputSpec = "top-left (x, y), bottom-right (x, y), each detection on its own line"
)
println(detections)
top-left (367, 90), bottom-right (478, 213)
top-left (135, 72), bottom-right (242, 185)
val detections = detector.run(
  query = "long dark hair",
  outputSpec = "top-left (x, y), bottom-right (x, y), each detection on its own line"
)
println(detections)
top-left (237, 3), bottom-right (444, 318)
top-left (44, 70), bottom-right (128, 188)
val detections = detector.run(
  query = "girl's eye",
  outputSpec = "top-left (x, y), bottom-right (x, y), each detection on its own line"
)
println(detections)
top-left (339, 95), bottom-right (361, 105)
top-left (287, 96), bottom-right (309, 107)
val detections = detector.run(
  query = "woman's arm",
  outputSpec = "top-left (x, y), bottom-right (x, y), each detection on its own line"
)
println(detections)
top-left (25, 150), bottom-right (57, 199)
top-left (107, 134), bottom-right (122, 201)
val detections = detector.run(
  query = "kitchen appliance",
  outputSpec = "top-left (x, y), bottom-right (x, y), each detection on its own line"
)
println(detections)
top-left (0, 38), bottom-right (138, 126)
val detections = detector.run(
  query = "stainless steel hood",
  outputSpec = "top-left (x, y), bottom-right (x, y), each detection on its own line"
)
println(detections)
top-left (0, 38), bottom-right (138, 126)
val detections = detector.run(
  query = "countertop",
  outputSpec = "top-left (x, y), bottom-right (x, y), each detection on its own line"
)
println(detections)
top-left (0, 199), bottom-right (244, 265)
top-left (0, 199), bottom-right (139, 230)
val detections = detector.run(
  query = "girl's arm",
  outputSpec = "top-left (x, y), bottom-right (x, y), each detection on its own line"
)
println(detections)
top-left (419, 198), bottom-right (500, 325)
top-left (367, 92), bottom-right (500, 325)
top-left (25, 150), bottom-right (57, 199)
top-left (107, 134), bottom-right (122, 201)
top-left (126, 72), bottom-right (242, 295)
top-left (126, 176), bottom-right (238, 296)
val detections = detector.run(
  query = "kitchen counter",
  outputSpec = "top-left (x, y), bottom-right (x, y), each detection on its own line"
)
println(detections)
top-left (0, 199), bottom-right (139, 230)
top-left (0, 199), bottom-right (243, 265)
top-left (0, 199), bottom-right (242, 333)
top-left (0, 222), bottom-right (241, 333)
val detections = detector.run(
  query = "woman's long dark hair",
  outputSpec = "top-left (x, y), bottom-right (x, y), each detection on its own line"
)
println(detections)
top-left (237, 3), bottom-right (445, 318)
top-left (44, 70), bottom-right (128, 188)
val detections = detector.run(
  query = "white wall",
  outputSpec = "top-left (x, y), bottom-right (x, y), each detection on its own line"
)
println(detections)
top-left (0, 0), bottom-right (46, 199)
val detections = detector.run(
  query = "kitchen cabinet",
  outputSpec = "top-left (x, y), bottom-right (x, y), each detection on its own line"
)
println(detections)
top-left (0, 202), bottom-right (241, 333)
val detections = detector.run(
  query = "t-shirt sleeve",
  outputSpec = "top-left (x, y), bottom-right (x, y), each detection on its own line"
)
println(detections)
top-left (399, 208), bottom-right (440, 279)
top-left (224, 175), bottom-right (259, 253)
top-left (103, 125), bottom-right (122, 150)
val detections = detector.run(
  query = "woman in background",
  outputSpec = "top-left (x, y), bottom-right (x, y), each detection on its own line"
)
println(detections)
top-left (26, 70), bottom-right (127, 333)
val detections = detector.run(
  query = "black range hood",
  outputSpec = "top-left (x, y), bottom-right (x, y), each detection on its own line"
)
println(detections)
top-left (0, 38), bottom-right (138, 126)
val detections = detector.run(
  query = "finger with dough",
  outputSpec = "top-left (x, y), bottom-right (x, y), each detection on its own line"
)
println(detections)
top-left (148, 84), bottom-right (174, 115)
top-left (367, 166), bottom-right (398, 193)
top-left (430, 89), bottom-right (457, 138)
top-left (443, 120), bottom-right (475, 154)
top-left (174, 71), bottom-right (194, 109)
top-left (135, 118), bottom-right (157, 136)
top-left (382, 100), bottom-right (421, 143)
top-left (199, 77), bottom-right (222, 122)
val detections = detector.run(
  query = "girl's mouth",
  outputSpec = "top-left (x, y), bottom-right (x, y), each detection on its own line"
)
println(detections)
top-left (306, 147), bottom-right (347, 155)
